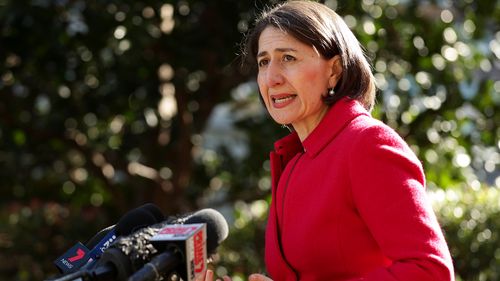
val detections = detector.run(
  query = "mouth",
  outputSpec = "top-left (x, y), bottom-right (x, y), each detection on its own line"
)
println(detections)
top-left (272, 94), bottom-right (297, 104)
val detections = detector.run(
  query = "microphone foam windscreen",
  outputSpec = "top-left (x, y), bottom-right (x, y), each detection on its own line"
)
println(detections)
top-left (86, 204), bottom-right (163, 249)
top-left (139, 203), bottom-right (165, 222)
top-left (184, 208), bottom-right (229, 254)
top-left (109, 208), bottom-right (228, 270)
top-left (85, 225), bottom-right (115, 248)
top-left (115, 208), bottom-right (159, 235)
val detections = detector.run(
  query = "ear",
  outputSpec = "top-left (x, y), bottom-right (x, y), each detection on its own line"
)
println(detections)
top-left (327, 55), bottom-right (343, 88)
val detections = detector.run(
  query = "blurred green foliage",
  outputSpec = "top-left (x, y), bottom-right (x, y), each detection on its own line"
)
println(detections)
top-left (431, 185), bottom-right (500, 281)
top-left (0, 0), bottom-right (499, 280)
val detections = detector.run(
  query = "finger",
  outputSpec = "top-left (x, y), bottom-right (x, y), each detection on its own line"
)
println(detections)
top-left (195, 271), bottom-right (205, 281)
top-left (206, 269), bottom-right (214, 281)
top-left (249, 273), bottom-right (271, 281)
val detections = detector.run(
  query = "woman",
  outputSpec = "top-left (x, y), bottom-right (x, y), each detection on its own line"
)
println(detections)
top-left (206, 1), bottom-right (454, 280)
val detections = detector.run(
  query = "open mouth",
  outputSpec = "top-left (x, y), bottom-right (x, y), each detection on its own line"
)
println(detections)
top-left (272, 95), bottom-right (296, 104)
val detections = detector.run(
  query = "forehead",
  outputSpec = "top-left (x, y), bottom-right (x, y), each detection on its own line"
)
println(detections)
top-left (257, 26), bottom-right (313, 53)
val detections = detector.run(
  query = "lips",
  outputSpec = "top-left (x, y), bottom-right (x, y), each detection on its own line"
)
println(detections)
top-left (271, 94), bottom-right (297, 108)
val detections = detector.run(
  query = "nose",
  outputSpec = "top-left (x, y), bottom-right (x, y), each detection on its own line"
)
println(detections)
top-left (264, 60), bottom-right (284, 88)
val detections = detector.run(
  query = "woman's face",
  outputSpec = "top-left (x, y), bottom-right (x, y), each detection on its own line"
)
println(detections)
top-left (256, 26), bottom-right (341, 139)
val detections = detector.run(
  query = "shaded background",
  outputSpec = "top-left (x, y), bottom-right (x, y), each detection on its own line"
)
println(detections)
top-left (0, 0), bottom-right (499, 280)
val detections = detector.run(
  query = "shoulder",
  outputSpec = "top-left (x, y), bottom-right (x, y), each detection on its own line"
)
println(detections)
top-left (349, 115), bottom-right (411, 150)
top-left (347, 115), bottom-right (423, 170)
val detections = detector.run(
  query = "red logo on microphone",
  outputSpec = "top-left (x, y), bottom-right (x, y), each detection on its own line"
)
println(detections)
top-left (68, 248), bottom-right (86, 262)
top-left (158, 225), bottom-right (199, 236)
top-left (54, 242), bottom-right (90, 273)
top-left (193, 230), bottom-right (205, 273)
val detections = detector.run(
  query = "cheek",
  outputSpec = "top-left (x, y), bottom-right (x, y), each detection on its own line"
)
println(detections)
top-left (257, 73), bottom-right (265, 91)
top-left (295, 64), bottom-right (329, 92)
top-left (257, 76), bottom-right (268, 100)
top-left (302, 68), bottom-right (323, 86)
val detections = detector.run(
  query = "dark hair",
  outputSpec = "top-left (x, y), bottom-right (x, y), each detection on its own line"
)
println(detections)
top-left (242, 0), bottom-right (376, 111)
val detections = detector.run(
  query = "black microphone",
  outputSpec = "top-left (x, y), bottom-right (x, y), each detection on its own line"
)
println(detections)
top-left (128, 208), bottom-right (229, 281)
top-left (55, 208), bottom-right (229, 281)
top-left (140, 203), bottom-right (165, 223)
top-left (176, 208), bottom-right (229, 252)
top-left (83, 204), bottom-right (166, 267)
top-left (47, 208), bottom-right (228, 281)
top-left (85, 225), bottom-right (115, 249)
top-left (85, 203), bottom-right (164, 249)
top-left (53, 203), bottom-right (164, 274)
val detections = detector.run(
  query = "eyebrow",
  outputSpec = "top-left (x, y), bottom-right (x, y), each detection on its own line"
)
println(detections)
top-left (257, 47), bottom-right (297, 58)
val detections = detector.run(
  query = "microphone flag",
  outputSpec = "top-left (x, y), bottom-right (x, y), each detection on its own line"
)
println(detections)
top-left (53, 242), bottom-right (90, 274)
top-left (149, 223), bottom-right (207, 281)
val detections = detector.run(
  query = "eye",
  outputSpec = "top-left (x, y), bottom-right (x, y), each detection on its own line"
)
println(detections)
top-left (283, 54), bottom-right (296, 62)
top-left (258, 59), bottom-right (269, 68)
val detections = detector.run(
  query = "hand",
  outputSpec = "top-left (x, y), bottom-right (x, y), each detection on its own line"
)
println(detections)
top-left (196, 269), bottom-right (273, 281)
top-left (196, 269), bottom-right (231, 281)
top-left (249, 273), bottom-right (273, 281)
top-left (195, 269), bottom-right (214, 281)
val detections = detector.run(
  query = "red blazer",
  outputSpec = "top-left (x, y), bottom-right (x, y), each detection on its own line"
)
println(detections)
top-left (265, 98), bottom-right (454, 281)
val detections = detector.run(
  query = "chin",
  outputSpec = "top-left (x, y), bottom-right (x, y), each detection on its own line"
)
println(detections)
top-left (271, 117), bottom-right (290, 125)
top-left (269, 111), bottom-right (296, 125)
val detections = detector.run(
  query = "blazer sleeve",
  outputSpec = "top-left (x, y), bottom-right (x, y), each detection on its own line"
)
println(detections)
top-left (347, 122), bottom-right (455, 281)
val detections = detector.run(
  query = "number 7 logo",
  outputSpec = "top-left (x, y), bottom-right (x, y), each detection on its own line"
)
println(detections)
top-left (68, 248), bottom-right (86, 262)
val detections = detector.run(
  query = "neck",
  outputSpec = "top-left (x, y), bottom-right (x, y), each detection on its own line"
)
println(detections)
top-left (292, 106), bottom-right (330, 142)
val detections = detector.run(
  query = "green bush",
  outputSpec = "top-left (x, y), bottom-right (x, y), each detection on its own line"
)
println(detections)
top-left (430, 186), bottom-right (500, 281)
top-left (0, 202), bottom-right (112, 280)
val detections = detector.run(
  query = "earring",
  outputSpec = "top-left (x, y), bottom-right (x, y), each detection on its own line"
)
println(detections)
top-left (281, 124), bottom-right (292, 132)
top-left (328, 88), bottom-right (335, 96)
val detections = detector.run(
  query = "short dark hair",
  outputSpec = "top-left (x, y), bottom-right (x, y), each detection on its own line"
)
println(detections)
top-left (242, 0), bottom-right (376, 111)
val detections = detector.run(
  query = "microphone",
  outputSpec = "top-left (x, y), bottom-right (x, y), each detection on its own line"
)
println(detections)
top-left (85, 225), bottom-right (115, 249)
top-left (83, 205), bottom-right (164, 266)
top-left (53, 203), bottom-right (164, 274)
top-left (176, 208), bottom-right (229, 252)
top-left (128, 208), bottom-right (229, 281)
top-left (52, 208), bottom-right (229, 281)
top-left (140, 203), bottom-right (165, 222)
top-left (85, 203), bottom-right (164, 249)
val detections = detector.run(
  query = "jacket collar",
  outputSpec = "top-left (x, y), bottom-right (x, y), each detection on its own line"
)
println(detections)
top-left (302, 97), bottom-right (369, 157)
top-left (274, 98), bottom-right (369, 158)
top-left (273, 131), bottom-right (303, 157)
